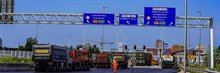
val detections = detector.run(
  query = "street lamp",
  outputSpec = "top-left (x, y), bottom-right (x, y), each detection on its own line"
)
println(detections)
top-left (101, 6), bottom-right (107, 51)
top-left (112, 30), bottom-right (122, 52)
top-left (67, 34), bottom-right (71, 47)
top-left (83, 25), bottom-right (86, 45)
top-left (36, 24), bottom-right (40, 40)
top-left (197, 11), bottom-right (202, 67)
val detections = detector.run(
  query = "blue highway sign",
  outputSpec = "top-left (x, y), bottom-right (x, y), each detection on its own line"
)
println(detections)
top-left (119, 14), bottom-right (138, 25)
top-left (83, 13), bottom-right (114, 24)
top-left (144, 7), bottom-right (176, 26)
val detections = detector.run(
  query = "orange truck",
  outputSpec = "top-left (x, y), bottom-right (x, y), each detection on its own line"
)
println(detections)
top-left (95, 52), bottom-right (110, 68)
top-left (70, 49), bottom-right (90, 71)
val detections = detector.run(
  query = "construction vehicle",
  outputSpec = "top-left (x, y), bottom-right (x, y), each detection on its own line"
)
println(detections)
top-left (95, 52), bottom-right (110, 68)
top-left (152, 59), bottom-right (159, 65)
top-left (134, 51), bottom-right (147, 66)
top-left (112, 53), bottom-right (128, 69)
top-left (32, 44), bottom-right (71, 72)
top-left (145, 53), bottom-right (153, 66)
top-left (70, 48), bottom-right (90, 71)
top-left (161, 54), bottom-right (175, 68)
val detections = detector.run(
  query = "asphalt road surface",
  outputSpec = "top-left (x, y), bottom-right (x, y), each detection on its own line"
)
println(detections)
top-left (0, 66), bottom-right (180, 73)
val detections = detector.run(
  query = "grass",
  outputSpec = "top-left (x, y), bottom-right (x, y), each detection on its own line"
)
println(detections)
top-left (0, 57), bottom-right (33, 64)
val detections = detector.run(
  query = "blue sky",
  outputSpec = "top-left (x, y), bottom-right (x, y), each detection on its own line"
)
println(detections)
top-left (0, 0), bottom-right (219, 50)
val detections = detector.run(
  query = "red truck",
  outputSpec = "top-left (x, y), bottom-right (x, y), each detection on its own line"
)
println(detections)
top-left (70, 49), bottom-right (90, 71)
top-left (95, 52), bottom-right (110, 68)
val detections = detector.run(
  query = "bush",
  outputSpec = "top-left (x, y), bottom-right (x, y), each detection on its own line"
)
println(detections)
top-left (188, 64), bottom-right (208, 69)
top-left (0, 57), bottom-right (33, 64)
top-left (215, 64), bottom-right (220, 72)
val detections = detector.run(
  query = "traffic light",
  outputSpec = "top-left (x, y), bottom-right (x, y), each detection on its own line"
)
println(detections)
top-left (124, 45), bottom-right (128, 50)
top-left (143, 45), bottom-right (146, 50)
top-left (134, 45), bottom-right (136, 49)
top-left (93, 45), bottom-right (96, 48)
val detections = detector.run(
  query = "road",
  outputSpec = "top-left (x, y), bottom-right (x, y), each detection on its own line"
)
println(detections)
top-left (0, 66), bottom-right (180, 73)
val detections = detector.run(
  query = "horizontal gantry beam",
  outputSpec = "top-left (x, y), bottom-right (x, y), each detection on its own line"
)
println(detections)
top-left (0, 13), bottom-right (213, 28)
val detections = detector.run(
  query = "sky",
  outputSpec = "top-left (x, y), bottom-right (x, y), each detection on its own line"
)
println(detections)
top-left (0, 0), bottom-right (219, 50)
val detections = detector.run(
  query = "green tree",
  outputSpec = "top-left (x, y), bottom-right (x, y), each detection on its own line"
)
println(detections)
top-left (203, 46), bottom-right (220, 67)
top-left (214, 46), bottom-right (220, 65)
top-left (24, 37), bottom-right (38, 51)
top-left (18, 37), bottom-right (38, 51)
top-left (17, 45), bottom-right (26, 51)
top-left (0, 38), bottom-right (2, 50)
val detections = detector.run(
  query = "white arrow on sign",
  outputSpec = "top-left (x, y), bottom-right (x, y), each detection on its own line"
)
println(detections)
top-left (126, 21), bottom-right (130, 24)
top-left (108, 20), bottom-right (111, 24)
top-left (147, 21), bottom-right (150, 25)
top-left (170, 22), bottom-right (173, 25)
top-left (87, 20), bottom-right (90, 24)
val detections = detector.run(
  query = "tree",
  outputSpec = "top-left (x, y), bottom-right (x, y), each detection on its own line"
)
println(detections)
top-left (18, 37), bottom-right (38, 51)
top-left (0, 38), bottom-right (2, 50)
top-left (24, 37), bottom-right (38, 51)
top-left (203, 46), bottom-right (220, 67)
top-left (214, 46), bottom-right (220, 65)
top-left (18, 45), bottom-right (26, 51)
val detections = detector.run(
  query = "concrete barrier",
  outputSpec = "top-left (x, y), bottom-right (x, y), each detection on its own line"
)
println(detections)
top-left (0, 63), bottom-right (34, 71)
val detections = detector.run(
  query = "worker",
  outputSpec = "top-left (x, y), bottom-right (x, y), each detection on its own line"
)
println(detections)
top-left (113, 57), bottom-right (118, 73)
top-left (130, 58), bottom-right (135, 72)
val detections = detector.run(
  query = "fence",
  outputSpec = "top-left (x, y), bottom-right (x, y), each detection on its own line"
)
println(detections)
top-left (0, 50), bottom-right (32, 58)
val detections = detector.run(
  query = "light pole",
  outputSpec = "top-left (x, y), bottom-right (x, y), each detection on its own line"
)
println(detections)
top-left (101, 6), bottom-right (107, 52)
top-left (160, 27), bottom-right (164, 65)
top-left (83, 25), bottom-right (86, 45)
top-left (112, 30), bottom-right (122, 52)
top-left (36, 24), bottom-right (40, 40)
top-left (197, 11), bottom-right (202, 67)
top-left (67, 34), bottom-right (71, 47)
top-left (184, 0), bottom-right (188, 73)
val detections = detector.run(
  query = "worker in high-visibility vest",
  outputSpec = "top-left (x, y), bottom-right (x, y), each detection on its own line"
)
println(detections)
top-left (113, 57), bottom-right (118, 73)
top-left (130, 58), bottom-right (135, 72)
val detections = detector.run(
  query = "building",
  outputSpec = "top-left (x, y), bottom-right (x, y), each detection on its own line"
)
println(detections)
top-left (147, 48), bottom-right (159, 60)
top-left (155, 39), bottom-right (163, 49)
top-left (196, 44), bottom-right (206, 63)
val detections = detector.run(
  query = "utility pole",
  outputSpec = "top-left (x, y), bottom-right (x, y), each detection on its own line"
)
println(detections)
top-left (184, 0), bottom-right (188, 73)
top-left (197, 11), bottom-right (202, 67)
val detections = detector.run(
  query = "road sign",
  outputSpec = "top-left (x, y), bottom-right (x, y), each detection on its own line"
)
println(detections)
top-left (144, 7), bottom-right (176, 26)
top-left (119, 14), bottom-right (138, 25)
top-left (83, 13), bottom-right (114, 24)
top-left (188, 55), bottom-right (195, 61)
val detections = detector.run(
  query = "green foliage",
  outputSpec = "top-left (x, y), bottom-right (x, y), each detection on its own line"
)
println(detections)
top-left (188, 64), bottom-right (208, 69)
top-left (24, 37), bottom-right (38, 51)
top-left (17, 37), bottom-right (38, 51)
top-left (215, 64), bottom-right (220, 72)
top-left (0, 38), bottom-right (2, 50)
top-left (187, 64), bottom-right (208, 73)
top-left (18, 45), bottom-right (26, 51)
top-left (0, 57), bottom-right (33, 64)
top-left (203, 54), bottom-right (208, 66)
top-left (214, 46), bottom-right (220, 65)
